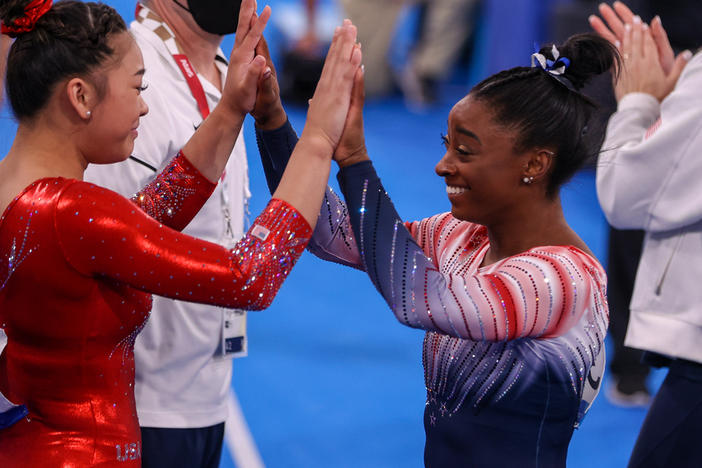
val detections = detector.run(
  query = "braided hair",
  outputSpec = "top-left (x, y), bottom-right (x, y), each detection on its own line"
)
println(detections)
top-left (471, 33), bottom-right (620, 196)
top-left (0, 0), bottom-right (126, 120)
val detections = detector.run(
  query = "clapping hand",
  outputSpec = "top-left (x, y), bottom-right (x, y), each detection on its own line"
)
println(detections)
top-left (589, 1), bottom-right (691, 101)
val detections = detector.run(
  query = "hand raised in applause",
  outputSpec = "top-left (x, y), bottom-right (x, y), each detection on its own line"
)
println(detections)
top-left (615, 19), bottom-right (690, 101)
top-left (250, 36), bottom-right (288, 131)
top-left (589, 2), bottom-right (690, 101)
top-left (334, 62), bottom-right (369, 169)
top-left (219, 0), bottom-right (271, 119)
top-left (300, 20), bottom-right (363, 157)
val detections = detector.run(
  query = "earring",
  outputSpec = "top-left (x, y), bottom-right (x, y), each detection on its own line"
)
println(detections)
top-left (522, 176), bottom-right (534, 184)
top-left (86, 111), bottom-right (92, 119)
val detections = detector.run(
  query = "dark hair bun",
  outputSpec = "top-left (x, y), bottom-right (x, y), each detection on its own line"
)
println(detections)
top-left (539, 33), bottom-right (620, 90)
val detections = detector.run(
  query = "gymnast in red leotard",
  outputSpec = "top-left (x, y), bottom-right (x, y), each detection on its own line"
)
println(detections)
top-left (0, 0), bottom-right (362, 465)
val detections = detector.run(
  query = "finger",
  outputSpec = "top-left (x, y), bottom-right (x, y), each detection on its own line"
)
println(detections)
top-left (621, 22), bottom-right (632, 59)
top-left (317, 25), bottom-right (345, 84)
top-left (241, 5), bottom-right (271, 55)
top-left (631, 16), bottom-right (643, 58)
top-left (350, 65), bottom-right (366, 113)
top-left (244, 55), bottom-right (267, 94)
top-left (234, 0), bottom-right (256, 47)
top-left (589, 15), bottom-right (619, 46)
top-left (612, 1), bottom-right (636, 24)
top-left (255, 35), bottom-right (277, 76)
top-left (642, 26), bottom-right (657, 61)
top-left (598, 3), bottom-right (625, 41)
top-left (651, 15), bottom-right (675, 75)
top-left (665, 50), bottom-right (693, 90)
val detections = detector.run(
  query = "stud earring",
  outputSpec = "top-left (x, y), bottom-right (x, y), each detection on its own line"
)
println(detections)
top-left (86, 111), bottom-right (91, 119)
top-left (522, 176), bottom-right (534, 185)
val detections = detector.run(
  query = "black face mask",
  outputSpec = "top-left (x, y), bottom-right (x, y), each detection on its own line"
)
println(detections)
top-left (174, 0), bottom-right (242, 35)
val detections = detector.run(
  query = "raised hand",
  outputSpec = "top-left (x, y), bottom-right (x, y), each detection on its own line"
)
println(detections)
top-left (251, 36), bottom-right (287, 130)
top-left (589, 2), bottom-right (686, 77)
top-left (615, 20), bottom-right (689, 102)
top-left (220, 0), bottom-right (271, 119)
top-left (301, 20), bottom-right (363, 156)
top-left (334, 64), bottom-right (369, 168)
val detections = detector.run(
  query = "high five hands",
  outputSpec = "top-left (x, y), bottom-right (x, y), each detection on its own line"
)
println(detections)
top-left (589, 1), bottom-right (692, 101)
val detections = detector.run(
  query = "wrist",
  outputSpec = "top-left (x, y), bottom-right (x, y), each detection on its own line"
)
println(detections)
top-left (299, 127), bottom-right (335, 160)
top-left (254, 105), bottom-right (288, 131)
top-left (337, 147), bottom-right (370, 168)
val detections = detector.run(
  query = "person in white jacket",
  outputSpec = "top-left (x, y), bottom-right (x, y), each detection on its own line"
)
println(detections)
top-left (591, 3), bottom-right (702, 467)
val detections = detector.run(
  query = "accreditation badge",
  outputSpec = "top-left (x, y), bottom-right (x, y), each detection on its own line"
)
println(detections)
top-left (214, 308), bottom-right (247, 359)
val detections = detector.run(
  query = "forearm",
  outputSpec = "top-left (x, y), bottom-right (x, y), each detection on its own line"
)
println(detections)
top-left (271, 131), bottom-right (333, 228)
top-left (181, 106), bottom-right (245, 183)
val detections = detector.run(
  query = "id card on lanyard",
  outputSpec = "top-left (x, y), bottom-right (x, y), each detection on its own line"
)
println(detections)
top-left (136, 3), bottom-right (247, 359)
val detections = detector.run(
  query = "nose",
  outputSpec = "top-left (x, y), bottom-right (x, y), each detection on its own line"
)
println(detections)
top-left (435, 151), bottom-right (455, 178)
top-left (139, 96), bottom-right (149, 117)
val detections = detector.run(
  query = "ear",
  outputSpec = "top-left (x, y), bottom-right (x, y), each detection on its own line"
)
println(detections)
top-left (65, 77), bottom-right (97, 121)
top-left (522, 148), bottom-right (556, 182)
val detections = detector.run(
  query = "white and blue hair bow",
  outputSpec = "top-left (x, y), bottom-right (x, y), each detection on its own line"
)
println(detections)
top-left (531, 44), bottom-right (570, 76)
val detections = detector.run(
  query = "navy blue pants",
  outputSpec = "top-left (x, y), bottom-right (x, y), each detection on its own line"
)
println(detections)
top-left (628, 358), bottom-right (702, 468)
top-left (140, 422), bottom-right (225, 468)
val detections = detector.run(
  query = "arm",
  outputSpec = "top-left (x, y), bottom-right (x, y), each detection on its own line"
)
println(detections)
top-left (130, 151), bottom-right (216, 231)
top-left (338, 162), bottom-right (592, 341)
top-left (55, 182), bottom-right (310, 311)
top-left (255, 121), bottom-right (362, 268)
top-left (598, 52), bottom-right (702, 231)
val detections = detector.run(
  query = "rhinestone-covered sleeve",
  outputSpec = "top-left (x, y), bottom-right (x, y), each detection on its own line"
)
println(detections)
top-left (55, 181), bottom-right (311, 310)
top-left (256, 121), bottom-right (362, 268)
top-left (131, 151), bottom-right (216, 231)
top-left (338, 161), bottom-right (601, 341)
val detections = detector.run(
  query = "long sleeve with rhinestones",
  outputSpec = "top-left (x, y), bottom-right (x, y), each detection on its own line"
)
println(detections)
top-left (54, 182), bottom-right (311, 311)
top-left (337, 161), bottom-right (606, 341)
top-left (129, 151), bottom-right (216, 231)
top-left (256, 121), bottom-right (362, 268)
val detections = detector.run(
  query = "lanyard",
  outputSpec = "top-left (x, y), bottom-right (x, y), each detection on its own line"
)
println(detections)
top-left (135, 3), bottom-right (210, 119)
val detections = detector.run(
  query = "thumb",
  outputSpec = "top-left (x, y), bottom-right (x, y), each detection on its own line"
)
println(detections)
top-left (348, 65), bottom-right (365, 119)
top-left (665, 50), bottom-right (692, 90)
top-left (246, 55), bottom-right (267, 87)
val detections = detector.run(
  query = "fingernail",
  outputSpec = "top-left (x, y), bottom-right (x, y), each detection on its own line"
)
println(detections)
top-left (615, 40), bottom-right (621, 48)
top-left (633, 15), bottom-right (641, 24)
top-left (625, 23), bottom-right (631, 31)
top-left (263, 67), bottom-right (272, 78)
top-left (683, 50), bottom-right (693, 61)
top-left (588, 14), bottom-right (595, 23)
top-left (361, 64), bottom-right (365, 73)
top-left (643, 23), bottom-right (649, 30)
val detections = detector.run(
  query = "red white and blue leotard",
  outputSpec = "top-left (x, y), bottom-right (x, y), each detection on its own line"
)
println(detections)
top-left (256, 121), bottom-right (609, 467)
top-left (0, 152), bottom-right (311, 467)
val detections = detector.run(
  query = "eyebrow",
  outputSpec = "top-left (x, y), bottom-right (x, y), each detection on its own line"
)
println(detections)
top-left (456, 126), bottom-right (481, 144)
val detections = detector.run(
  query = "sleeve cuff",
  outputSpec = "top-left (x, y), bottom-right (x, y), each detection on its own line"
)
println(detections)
top-left (617, 92), bottom-right (661, 116)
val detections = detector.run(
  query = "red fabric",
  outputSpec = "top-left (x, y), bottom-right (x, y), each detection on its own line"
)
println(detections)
top-left (1, 0), bottom-right (53, 37)
top-left (0, 155), bottom-right (311, 466)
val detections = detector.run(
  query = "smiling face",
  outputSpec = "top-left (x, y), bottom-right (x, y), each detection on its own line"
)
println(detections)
top-left (81, 31), bottom-right (149, 164)
top-left (435, 95), bottom-right (534, 225)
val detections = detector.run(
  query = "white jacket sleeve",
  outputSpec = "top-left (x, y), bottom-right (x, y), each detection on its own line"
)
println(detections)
top-left (597, 53), bottom-right (702, 232)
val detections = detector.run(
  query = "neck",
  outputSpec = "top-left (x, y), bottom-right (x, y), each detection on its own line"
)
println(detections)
top-left (482, 195), bottom-right (570, 266)
top-left (4, 114), bottom-right (88, 183)
top-left (148, 0), bottom-right (224, 90)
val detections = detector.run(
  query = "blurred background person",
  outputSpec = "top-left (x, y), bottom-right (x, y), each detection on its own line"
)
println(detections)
top-left (594, 3), bottom-right (702, 466)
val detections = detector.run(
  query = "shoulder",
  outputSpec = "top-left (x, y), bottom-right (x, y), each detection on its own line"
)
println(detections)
top-left (515, 245), bottom-right (606, 287)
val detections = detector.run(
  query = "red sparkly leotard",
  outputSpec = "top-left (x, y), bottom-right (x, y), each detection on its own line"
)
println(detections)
top-left (0, 153), bottom-right (311, 467)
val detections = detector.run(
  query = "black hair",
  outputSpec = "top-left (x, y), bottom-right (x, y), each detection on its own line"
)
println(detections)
top-left (470, 33), bottom-right (620, 196)
top-left (0, 0), bottom-right (127, 121)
